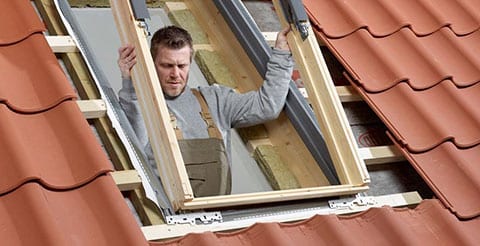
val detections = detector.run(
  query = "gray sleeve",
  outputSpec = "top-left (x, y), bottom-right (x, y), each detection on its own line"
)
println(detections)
top-left (202, 48), bottom-right (294, 129)
top-left (118, 78), bottom-right (149, 148)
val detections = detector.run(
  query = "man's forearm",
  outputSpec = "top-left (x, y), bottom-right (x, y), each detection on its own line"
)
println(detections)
top-left (260, 48), bottom-right (294, 115)
top-left (118, 78), bottom-right (149, 147)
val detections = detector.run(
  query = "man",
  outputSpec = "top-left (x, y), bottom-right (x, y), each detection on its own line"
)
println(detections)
top-left (118, 25), bottom-right (293, 197)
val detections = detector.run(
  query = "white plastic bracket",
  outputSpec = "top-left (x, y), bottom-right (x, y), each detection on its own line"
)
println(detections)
top-left (328, 194), bottom-right (377, 210)
top-left (166, 211), bottom-right (223, 225)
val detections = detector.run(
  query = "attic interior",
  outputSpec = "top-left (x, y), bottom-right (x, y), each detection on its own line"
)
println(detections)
top-left (2, 0), bottom-right (479, 245)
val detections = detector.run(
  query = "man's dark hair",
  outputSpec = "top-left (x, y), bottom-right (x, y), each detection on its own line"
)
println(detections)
top-left (150, 25), bottom-right (194, 61)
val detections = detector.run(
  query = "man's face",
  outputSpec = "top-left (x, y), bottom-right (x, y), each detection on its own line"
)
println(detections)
top-left (154, 45), bottom-right (191, 98)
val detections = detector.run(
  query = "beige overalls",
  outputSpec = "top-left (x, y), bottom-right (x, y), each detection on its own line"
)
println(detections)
top-left (171, 89), bottom-right (232, 197)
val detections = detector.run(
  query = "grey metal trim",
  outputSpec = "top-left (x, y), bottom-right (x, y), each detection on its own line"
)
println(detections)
top-left (56, 0), bottom-right (172, 216)
top-left (279, 0), bottom-right (309, 40)
top-left (129, 0), bottom-right (150, 20)
top-left (285, 83), bottom-right (339, 184)
top-left (213, 0), bottom-right (340, 185)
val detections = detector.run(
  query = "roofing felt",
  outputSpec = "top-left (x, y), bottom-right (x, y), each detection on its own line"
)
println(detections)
top-left (151, 200), bottom-right (480, 246)
top-left (306, 0), bottom-right (480, 219)
top-left (0, 1), bottom-right (148, 245)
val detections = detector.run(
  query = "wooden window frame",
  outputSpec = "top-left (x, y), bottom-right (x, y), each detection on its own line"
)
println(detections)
top-left (111, 0), bottom-right (369, 211)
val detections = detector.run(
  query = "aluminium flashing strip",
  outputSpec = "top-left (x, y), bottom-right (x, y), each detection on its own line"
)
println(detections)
top-left (148, 199), bottom-right (480, 245)
top-left (53, 0), bottom-right (172, 214)
top-left (144, 191), bottom-right (423, 241)
top-left (213, 0), bottom-right (340, 185)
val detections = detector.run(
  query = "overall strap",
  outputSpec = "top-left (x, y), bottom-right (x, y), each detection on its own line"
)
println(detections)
top-left (191, 89), bottom-right (223, 139)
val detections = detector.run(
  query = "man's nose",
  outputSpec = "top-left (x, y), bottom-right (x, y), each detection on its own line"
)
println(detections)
top-left (170, 66), bottom-right (180, 77)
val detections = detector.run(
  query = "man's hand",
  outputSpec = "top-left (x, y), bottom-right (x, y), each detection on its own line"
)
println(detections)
top-left (274, 26), bottom-right (291, 51)
top-left (117, 44), bottom-right (137, 79)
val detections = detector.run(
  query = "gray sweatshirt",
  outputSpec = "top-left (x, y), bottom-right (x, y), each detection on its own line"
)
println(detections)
top-left (118, 48), bottom-right (293, 165)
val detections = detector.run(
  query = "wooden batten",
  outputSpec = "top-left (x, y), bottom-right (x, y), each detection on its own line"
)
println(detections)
top-left (300, 85), bottom-right (363, 103)
top-left (336, 85), bottom-right (363, 102)
top-left (77, 99), bottom-right (106, 119)
top-left (46, 35), bottom-right (78, 53)
top-left (360, 145), bottom-right (405, 165)
top-left (112, 170), bottom-right (142, 191)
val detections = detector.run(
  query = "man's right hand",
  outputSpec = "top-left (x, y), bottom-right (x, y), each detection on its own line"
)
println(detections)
top-left (117, 44), bottom-right (137, 79)
top-left (275, 26), bottom-right (291, 52)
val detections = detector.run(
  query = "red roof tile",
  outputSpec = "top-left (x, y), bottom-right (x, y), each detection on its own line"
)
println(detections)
top-left (320, 28), bottom-right (480, 92)
top-left (5, 0), bottom-right (477, 244)
top-left (0, 175), bottom-right (148, 246)
top-left (306, 0), bottom-right (480, 219)
top-left (394, 140), bottom-right (480, 219)
top-left (304, 0), bottom-right (480, 38)
top-left (0, 1), bottom-right (148, 244)
top-left (0, 0), bottom-right (45, 45)
top-left (351, 80), bottom-right (480, 152)
top-left (151, 200), bottom-right (480, 246)
top-left (0, 33), bottom-right (77, 112)
top-left (0, 100), bottom-right (112, 195)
